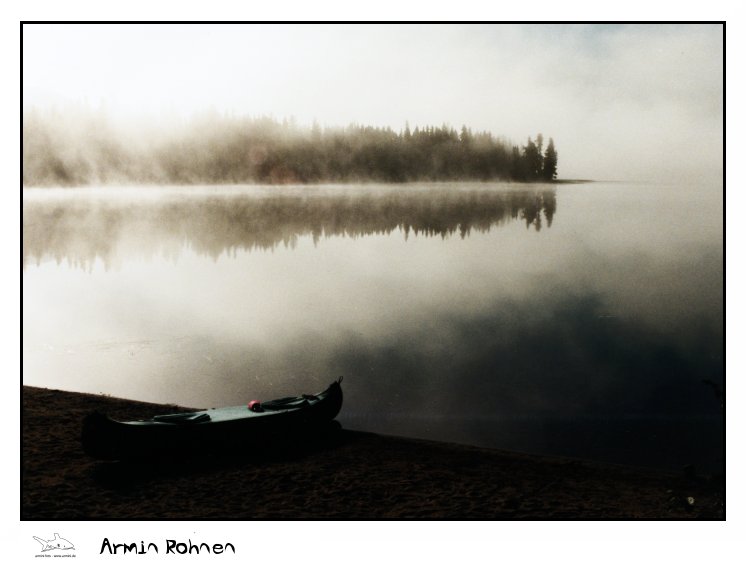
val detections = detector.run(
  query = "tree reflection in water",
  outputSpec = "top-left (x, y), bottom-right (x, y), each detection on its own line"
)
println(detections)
top-left (23, 187), bottom-right (557, 270)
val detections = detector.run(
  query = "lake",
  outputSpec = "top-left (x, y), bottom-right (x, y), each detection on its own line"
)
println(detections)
top-left (22, 181), bottom-right (724, 472)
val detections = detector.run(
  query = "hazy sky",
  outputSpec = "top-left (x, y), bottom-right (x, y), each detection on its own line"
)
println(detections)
top-left (23, 23), bottom-right (723, 181)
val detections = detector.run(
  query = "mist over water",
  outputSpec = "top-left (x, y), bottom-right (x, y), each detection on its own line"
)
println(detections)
top-left (22, 182), bottom-right (723, 471)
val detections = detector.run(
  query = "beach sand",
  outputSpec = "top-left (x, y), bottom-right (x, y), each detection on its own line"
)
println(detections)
top-left (22, 386), bottom-right (723, 520)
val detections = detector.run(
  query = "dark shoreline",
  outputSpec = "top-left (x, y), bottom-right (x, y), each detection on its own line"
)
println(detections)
top-left (22, 386), bottom-right (722, 520)
top-left (23, 179), bottom-right (589, 189)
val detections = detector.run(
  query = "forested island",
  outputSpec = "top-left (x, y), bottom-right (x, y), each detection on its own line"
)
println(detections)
top-left (23, 110), bottom-right (558, 186)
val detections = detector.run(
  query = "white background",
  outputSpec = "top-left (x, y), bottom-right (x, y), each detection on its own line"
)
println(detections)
top-left (5, 2), bottom-right (741, 569)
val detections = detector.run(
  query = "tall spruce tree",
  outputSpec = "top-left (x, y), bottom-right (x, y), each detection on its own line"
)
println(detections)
top-left (522, 137), bottom-right (543, 180)
top-left (542, 138), bottom-right (558, 181)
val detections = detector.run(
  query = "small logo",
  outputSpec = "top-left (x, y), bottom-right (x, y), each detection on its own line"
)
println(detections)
top-left (33, 533), bottom-right (75, 552)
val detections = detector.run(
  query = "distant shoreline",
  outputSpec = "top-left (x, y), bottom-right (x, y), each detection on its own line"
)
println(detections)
top-left (22, 179), bottom-right (591, 191)
top-left (24, 113), bottom-right (559, 187)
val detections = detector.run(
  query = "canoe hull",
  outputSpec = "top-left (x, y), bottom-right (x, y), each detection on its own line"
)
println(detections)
top-left (82, 380), bottom-right (343, 460)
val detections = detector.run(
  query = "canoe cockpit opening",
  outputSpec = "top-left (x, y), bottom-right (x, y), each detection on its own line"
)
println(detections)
top-left (151, 412), bottom-right (211, 424)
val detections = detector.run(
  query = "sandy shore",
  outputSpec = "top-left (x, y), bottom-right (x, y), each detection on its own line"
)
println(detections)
top-left (22, 386), bottom-right (723, 519)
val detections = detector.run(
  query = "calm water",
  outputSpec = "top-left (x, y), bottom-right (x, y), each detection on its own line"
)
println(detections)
top-left (22, 182), bottom-right (724, 471)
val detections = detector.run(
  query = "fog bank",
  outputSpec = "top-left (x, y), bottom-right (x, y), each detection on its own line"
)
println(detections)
top-left (23, 24), bottom-right (723, 183)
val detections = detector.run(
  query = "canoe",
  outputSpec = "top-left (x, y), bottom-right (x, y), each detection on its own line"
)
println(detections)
top-left (82, 378), bottom-right (343, 460)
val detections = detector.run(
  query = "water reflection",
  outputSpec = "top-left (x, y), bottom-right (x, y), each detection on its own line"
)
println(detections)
top-left (22, 182), bottom-right (723, 472)
top-left (23, 186), bottom-right (556, 269)
top-left (319, 290), bottom-right (723, 470)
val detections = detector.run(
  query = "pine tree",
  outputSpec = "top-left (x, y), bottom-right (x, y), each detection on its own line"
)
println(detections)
top-left (542, 138), bottom-right (558, 181)
top-left (460, 125), bottom-right (473, 145)
top-left (522, 137), bottom-right (543, 180)
top-left (511, 146), bottom-right (526, 181)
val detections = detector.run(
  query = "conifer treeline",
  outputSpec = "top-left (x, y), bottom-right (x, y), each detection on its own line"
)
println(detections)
top-left (22, 111), bottom-right (558, 186)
